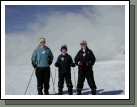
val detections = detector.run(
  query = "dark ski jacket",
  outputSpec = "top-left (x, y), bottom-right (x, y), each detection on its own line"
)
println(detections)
top-left (74, 47), bottom-right (96, 70)
top-left (56, 53), bottom-right (73, 73)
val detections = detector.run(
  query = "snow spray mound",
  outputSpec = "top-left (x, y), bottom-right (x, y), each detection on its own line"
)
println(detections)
top-left (5, 5), bottom-right (125, 66)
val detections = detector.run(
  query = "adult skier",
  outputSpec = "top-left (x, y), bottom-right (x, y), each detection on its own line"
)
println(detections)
top-left (31, 38), bottom-right (54, 95)
top-left (55, 44), bottom-right (76, 95)
top-left (74, 40), bottom-right (97, 95)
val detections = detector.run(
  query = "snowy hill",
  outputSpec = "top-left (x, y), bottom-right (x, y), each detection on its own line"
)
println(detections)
top-left (5, 60), bottom-right (125, 95)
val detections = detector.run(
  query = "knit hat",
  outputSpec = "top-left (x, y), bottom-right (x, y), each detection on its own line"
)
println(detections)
top-left (80, 40), bottom-right (87, 45)
top-left (39, 38), bottom-right (46, 43)
top-left (60, 44), bottom-right (67, 52)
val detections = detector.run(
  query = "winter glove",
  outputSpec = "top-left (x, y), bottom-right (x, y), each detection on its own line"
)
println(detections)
top-left (48, 56), bottom-right (53, 65)
top-left (32, 61), bottom-right (37, 68)
top-left (86, 61), bottom-right (92, 66)
top-left (33, 65), bottom-right (37, 68)
top-left (78, 61), bottom-right (85, 66)
top-left (48, 61), bottom-right (52, 65)
top-left (55, 62), bottom-right (60, 67)
top-left (78, 61), bottom-right (82, 66)
top-left (71, 63), bottom-right (76, 67)
top-left (78, 62), bottom-right (88, 66)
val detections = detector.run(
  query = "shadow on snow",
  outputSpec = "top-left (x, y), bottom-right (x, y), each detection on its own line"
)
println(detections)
top-left (52, 88), bottom-right (124, 95)
top-left (97, 90), bottom-right (124, 95)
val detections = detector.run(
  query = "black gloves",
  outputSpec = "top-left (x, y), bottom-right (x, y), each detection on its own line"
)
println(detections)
top-left (85, 61), bottom-right (92, 66)
top-left (48, 60), bottom-right (52, 65)
top-left (78, 61), bottom-right (92, 66)
top-left (71, 63), bottom-right (76, 67)
top-left (32, 61), bottom-right (37, 68)
top-left (48, 56), bottom-right (53, 65)
top-left (78, 61), bottom-right (85, 66)
top-left (55, 62), bottom-right (60, 67)
top-left (33, 65), bottom-right (37, 68)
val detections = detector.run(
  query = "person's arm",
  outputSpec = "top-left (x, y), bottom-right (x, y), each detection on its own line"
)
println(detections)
top-left (31, 49), bottom-right (37, 67)
top-left (69, 55), bottom-right (73, 66)
top-left (69, 55), bottom-right (76, 67)
top-left (56, 55), bottom-right (60, 63)
top-left (48, 48), bottom-right (54, 60)
top-left (89, 50), bottom-right (96, 65)
top-left (74, 51), bottom-right (81, 66)
top-left (55, 55), bottom-right (61, 67)
top-left (48, 48), bottom-right (54, 65)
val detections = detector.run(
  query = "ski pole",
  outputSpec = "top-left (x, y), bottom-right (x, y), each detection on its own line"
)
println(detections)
top-left (24, 69), bottom-right (35, 95)
top-left (73, 67), bottom-right (77, 95)
top-left (52, 67), bottom-right (57, 94)
top-left (50, 68), bottom-right (56, 95)
top-left (53, 67), bottom-right (57, 90)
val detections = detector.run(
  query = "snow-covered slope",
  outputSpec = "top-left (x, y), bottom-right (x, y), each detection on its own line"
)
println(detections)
top-left (5, 60), bottom-right (125, 95)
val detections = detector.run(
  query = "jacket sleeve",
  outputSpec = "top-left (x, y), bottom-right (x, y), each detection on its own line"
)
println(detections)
top-left (48, 48), bottom-right (54, 61)
top-left (56, 55), bottom-right (61, 63)
top-left (69, 55), bottom-right (73, 66)
top-left (31, 49), bottom-right (37, 65)
top-left (74, 51), bottom-right (81, 65)
top-left (89, 50), bottom-right (96, 65)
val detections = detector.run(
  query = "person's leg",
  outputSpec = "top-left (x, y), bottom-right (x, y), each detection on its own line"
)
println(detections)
top-left (35, 67), bottom-right (44, 95)
top-left (65, 71), bottom-right (73, 95)
top-left (58, 72), bottom-right (65, 95)
top-left (43, 67), bottom-right (50, 95)
top-left (86, 68), bottom-right (97, 95)
top-left (77, 70), bottom-right (86, 95)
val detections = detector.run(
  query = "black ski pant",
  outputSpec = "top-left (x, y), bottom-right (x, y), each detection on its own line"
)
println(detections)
top-left (35, 67), bottom-right (50, 92)
top-left (58, 71), bottom-right (73, 91)
top-left (77, 67), bottom-right (97, 91)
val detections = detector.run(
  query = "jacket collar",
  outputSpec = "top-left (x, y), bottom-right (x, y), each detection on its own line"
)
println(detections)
top-left (61, 53), bottom-right (68, 57)
top-left (81, 47), bottom-right (89, 53)
top-left (38, 46), bottom-right (48, 50)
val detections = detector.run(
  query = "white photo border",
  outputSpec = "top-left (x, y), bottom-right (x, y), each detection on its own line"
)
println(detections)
top-left (1, 1), bottom-right (129, 99)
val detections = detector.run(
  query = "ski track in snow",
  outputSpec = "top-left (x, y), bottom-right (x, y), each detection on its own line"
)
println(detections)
top-left (5, 60), bottom-right (125, 95)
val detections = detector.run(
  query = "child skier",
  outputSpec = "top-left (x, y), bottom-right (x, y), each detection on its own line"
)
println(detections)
top-left (55, 44), bottom-right (75, 95)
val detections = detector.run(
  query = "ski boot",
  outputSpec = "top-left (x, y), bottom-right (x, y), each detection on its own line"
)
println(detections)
top-left (77, 88), bottom-right (82, 95)
top-left (44, 90), bottom-right (49, 95)
top-left (37, 87), bottom-right (43, 95)
top-left (91, 89), bottom-right (96, 95)
top-left (58, 89), bottom-right (63, 95)
top-left (68, 88), bottom-right (73, 95)
top-left (68, 84), bottom-right (73, 95)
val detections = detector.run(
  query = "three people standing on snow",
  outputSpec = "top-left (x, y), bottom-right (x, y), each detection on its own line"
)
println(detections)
top-left (31, 38), bottom-right (97, 95)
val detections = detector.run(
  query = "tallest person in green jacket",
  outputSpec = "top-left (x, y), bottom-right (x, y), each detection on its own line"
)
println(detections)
top-left (31, 38), bottom-right (54, 95)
